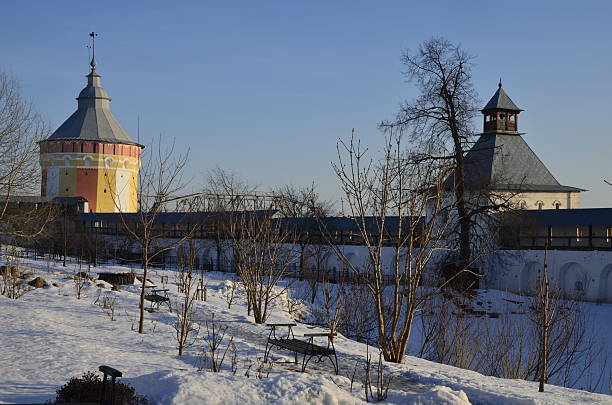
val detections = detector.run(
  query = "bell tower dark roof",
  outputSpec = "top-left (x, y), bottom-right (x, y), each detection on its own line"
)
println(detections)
top-left (43, 47), bottom-right (140, 146)
top-left (444, 83), bottom-right (585, 194)
top-left (481, 81), bottom-right (523, 112)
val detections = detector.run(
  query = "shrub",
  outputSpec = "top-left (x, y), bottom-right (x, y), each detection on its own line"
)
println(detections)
top-left (55, 371), bottom-right (149, 405)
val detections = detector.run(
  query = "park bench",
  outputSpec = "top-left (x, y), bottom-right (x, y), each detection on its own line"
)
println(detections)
top-left (264, 323), bottom-right (338, 374)
top-left (144, 287), bottom-right (171, 311)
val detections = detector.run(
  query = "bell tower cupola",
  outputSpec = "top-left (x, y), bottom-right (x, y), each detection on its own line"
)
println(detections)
top-left (481, 80), bottom-right (523, 134)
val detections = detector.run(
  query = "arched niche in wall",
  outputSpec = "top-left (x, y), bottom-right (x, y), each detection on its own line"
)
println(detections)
top-left (598, 264), bottom-right (612, 303)
top-left (520, 261), bottom-right (542, 295)
top-left (558, 262), bottom-right (588, 299)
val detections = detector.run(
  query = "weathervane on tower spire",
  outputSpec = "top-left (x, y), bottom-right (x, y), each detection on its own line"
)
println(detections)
top-left (89, 32), bottom-right (98, 71)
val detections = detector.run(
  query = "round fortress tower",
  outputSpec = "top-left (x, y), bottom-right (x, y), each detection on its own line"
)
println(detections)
top-left (39, 50), bottom-right (143, 213)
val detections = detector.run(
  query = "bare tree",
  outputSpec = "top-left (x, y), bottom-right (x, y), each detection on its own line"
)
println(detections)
top-left (330, 128), bottom-right (450, 363)
top-left (116, 137), bottom-right (191, 334)
top-left (0, 71), bottom-right (55, 245)
top-left (273, 183), bottom-right (333, 280)
top-left (174, 239), bottom-right (200, 356)
top-left (416, 274), bottom-right (607, 392)
top-left (381, 37), bottom-right (481, 279)
top-left (0, 71), bottom-right (49, 205)
top-left (203, 166), bottom-right (257, 272)
top-left (228, 210), bottom-right (298, 324)
top-left (273, 183), bottom-right (333, 219)
top-left (526, 246), bottom-right (603, 393)
top-left (325, 281), bottom-right (350, 335)
top-left (304, 243), bottom-right (333, 303)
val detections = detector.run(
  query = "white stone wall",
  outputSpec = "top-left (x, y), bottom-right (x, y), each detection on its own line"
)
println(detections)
top-left (508, 191), bottom-right (581, 210)
top-left (481, 249), bottom-right (612, 303)
top-left (102, 233), bottom-right (612, 304)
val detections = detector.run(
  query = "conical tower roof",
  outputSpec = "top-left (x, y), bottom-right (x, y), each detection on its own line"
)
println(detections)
top-left (456, 134), bottom-right (584, 192)
top-left (45, 57), bottom-right (139, 146)
top-left (481, 82), bottom-right (522, 112)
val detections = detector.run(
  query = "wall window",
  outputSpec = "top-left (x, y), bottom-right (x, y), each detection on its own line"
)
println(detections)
top-left (536, 201), bottom-right (544, 210)
top-left (576, 226), bottom-right (583, 242)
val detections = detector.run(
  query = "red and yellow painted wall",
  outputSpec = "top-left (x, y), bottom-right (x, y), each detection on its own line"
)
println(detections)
top-left (39, 141), bottom-right (141, 213)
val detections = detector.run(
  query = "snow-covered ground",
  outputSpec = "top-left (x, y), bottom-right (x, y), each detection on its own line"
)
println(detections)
top-left (0, 257), bottom-right (611, 404)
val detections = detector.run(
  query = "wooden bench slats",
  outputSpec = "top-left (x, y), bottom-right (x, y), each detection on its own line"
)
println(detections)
top-left (265, 324), bottom-right (339, 374)
top-left (303, 332), bottom-right (337, 337)
top-left (268, 338), bottom-right (334, 356)
top-left (145, 294), bottom-right (169, 303)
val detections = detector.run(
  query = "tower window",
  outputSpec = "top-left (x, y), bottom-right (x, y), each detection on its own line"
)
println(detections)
top-left (104, 189), bottom-right (107, 193)
top-left (65, 188), bottom-right (69, 192)
top-left (576, 227), bottom-right (583, 242)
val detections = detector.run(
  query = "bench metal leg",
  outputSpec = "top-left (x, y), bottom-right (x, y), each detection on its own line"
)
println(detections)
top-left (331, 352), bottom-right (339, 375)
top-left (301, 351), bottom-right (308, 372)
top-left (264, 341), bottom-right (272, 363)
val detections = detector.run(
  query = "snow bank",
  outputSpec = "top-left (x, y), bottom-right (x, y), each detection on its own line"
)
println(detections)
top-left (127, 370), bottom-right (472, 405)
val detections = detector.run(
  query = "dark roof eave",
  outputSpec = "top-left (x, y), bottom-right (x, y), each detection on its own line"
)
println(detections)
top-left (490, 184), bottom-right (587, 192)
top-left (39, 138), bottom-right (145, 149)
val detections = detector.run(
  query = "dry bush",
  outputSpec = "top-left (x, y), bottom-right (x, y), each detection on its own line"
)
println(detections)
top-left (244, 356), bottom-right (272, 379)
top-left (362, 346), bottom-right (393, 402)
top-left (0, 267), bottom-right (28, 299)
top-left (73, 269), bottom-right (89, 299)
top-left (416, 291), bottom-right (608, 393)
top-left (199, 313), bottom-right (234, 372)
top-left (222, 276), bottom-right (239, 309)
top-left (98, 291), bottom-right (119, 321)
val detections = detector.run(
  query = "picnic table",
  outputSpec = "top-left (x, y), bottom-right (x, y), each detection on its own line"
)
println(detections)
top-left (264, 323), bottom-right (338, 374)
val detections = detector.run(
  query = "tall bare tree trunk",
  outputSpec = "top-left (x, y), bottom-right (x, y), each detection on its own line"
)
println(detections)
top-left (138, 245), bottom-right (148, 334)
top-left (539, 246), bottom-right (549, 392)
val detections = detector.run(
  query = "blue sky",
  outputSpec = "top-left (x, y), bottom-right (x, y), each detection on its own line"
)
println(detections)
top-left (2, 1), bottom-right (611, 207)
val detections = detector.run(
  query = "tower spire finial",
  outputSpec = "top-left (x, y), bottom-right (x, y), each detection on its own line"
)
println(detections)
top-left (498, 78), bottom-right (502, 88)
top-left (89, 32), bottom-right (98, 71)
